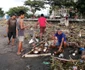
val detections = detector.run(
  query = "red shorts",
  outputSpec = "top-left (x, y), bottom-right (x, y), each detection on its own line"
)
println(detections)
top-left (40, 27), bottom-right (46, 34)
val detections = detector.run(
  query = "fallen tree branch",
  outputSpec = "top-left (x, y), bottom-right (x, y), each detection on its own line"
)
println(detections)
top-left (54, 57), bottom-right (77, 62)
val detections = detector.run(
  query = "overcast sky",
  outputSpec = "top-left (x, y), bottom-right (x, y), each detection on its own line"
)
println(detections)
top-left (0, 0), bottom-right (50, 16)
top-left (0, 0), bottom-right (26, 12)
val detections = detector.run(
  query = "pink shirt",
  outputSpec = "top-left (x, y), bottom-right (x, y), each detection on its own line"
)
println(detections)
top-left (38, 17), bottom-right (46, 27)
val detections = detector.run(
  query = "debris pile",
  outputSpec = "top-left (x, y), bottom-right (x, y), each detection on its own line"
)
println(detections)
top-left (24, 21), bottom-right (85, 69)
top-left (23, 21), bottom-right (85, 59)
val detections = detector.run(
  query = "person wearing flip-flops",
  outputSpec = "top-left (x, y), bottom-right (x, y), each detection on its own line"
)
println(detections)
top-left (17, 10), bottom-right (29, 55)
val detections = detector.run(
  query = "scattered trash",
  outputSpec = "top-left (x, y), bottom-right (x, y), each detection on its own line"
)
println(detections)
top-left (78, 31), bottom-right (81, 37)
top-left (73, 66), bottom-right (77, 70)
top-left (26, 65), bottom-right (31, 70)
top-left (79, 59), bottom-right (84, 63)
top-left (79, 47), bottom-right (85, 51)
top-left (44, 42), bottom-right (48, 47)
top-left (35, 38), bottom-right (39, 42)
top-left (29, 39), bottom-right (34, 44)
top-left (43, 47), bottom-right (47, 52)
top-left (30, 27), bottom-right (34, 31)
top-left (72, 53), bottom-right (76, 56)
top-left (34, 50), bottom-right (38, 54)
top-left (43, 61), bottom-right (50, 65)
top-left (58, 53), bottom-right (64, 58)
top-left (23, 21), bottom-right (85, 70)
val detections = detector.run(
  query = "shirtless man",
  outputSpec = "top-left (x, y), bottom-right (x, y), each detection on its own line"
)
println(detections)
top-left (17, 10), bottom-right (28, 55)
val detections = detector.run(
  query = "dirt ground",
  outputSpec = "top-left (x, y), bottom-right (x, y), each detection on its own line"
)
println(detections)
top-left (0, 20), bottom-right (85, 70)
top-left (0, 21), bottom-right (50, 70)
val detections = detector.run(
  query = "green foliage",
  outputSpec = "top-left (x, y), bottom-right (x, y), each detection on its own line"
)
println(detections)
top-left (51, 56), bottom-right (85, 70)
top-left (46, 0), bottom-right (75, 8)
top-left (6, 6), bottom-right (29, 17)
top-left (0, 8), bottom-right (4, 17)
top-left (27, 14), bottom-right (34, 18)
top-left (76, 0), bottom-right (85, 15)
top-left (47, 0), bottom-right (85, 17)
top-left (63, 1), bottom-right (75, 8)
top-left (47, 0), bottom-right (76, 15)
top-left (24, 0), bottom-right (45, 15)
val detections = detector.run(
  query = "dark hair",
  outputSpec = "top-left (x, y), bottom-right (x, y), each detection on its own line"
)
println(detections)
top-left (18, 10), bottom-right (25, 16)
top-left (41, 14), bottom-right (44, 17)
top-left (11, 13), bottom-right (17, 17)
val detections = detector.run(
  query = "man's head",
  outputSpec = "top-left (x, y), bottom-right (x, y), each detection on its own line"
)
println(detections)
top-left (57, 28), bottom-right (62, 35)
top-left (41, 14), bottom-right (44, 17)
top-left (11, 14), bottom-right (17, 19)
top-left (19, 10), bottom-right (25, 19)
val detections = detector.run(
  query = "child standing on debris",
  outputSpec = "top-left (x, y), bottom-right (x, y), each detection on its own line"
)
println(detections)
top-left (36, 14), bottom-right (50, 40)
top-left (17, 10), bottom-right (29, 55)
top-left (54, 29), bottom-right (67, 52)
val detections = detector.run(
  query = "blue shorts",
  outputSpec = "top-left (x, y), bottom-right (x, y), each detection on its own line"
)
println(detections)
top-left (56, 41), bottom-right (66, 47)
top-left (56, 41), bottom-right (61, 46)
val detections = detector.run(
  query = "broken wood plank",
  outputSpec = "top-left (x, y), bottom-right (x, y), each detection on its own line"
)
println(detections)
top-left (22, 53), bottom-right (51, 58)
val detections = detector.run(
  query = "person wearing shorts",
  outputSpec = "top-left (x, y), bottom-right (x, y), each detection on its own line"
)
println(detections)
top-left (40, 27), bottom-right (46, 34)
top-left (17, 10), bottom-right (28, 55)
top-left (36, 14), bottom-right (50, 40)
top-left (54, 29), bottom-right (67, 51)
top-left (7, 14), bottom-right (17, 45)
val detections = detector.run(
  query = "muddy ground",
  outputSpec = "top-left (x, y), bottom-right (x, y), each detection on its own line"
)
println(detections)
top-left (0, 20), bottom-right (50, 70)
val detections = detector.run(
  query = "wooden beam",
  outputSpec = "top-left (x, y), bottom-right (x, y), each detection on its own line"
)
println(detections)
top-left (22, 53), bottom-right (51, 58)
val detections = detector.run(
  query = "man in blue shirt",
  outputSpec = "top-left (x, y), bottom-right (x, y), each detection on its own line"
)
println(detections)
top-left (54, 29), bottom-right (67, 52)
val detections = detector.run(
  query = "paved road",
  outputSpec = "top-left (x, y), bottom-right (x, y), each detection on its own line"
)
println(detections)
top-left (0, 25), bottom-right (50, 70)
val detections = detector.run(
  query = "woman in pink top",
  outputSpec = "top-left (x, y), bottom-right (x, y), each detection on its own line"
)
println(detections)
top-left (36, 14), bottom-right (49, 40)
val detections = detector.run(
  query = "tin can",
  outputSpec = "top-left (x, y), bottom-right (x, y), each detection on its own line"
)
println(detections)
top-left (73, 66), bottom-right (77, 70)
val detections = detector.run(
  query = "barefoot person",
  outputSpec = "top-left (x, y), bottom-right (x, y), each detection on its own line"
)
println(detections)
top-left (17, 10), bottom-right (28, 55)
top-left (7, 14), bottom-right (17, 46)
top-left (54, 29), bottom-right (67, 52)
top-left (36, 14), bottom-right (50, 40)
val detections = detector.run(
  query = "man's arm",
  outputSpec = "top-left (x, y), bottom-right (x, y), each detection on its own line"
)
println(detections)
top-left (6, 19), bottom-right (10, 33)
top-left (35, 20), bottom-right (39, 28)
top-left (58, 38), bottom-right (64, 51)
top-left (20, 20), bottom-right (28, 29)
top-left (45, 20), bottom-right (51, 27)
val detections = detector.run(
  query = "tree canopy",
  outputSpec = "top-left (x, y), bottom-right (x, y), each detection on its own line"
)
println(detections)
top-left (6, 0), bottom-right (85, 18)
top-left (76, 0), bottom-right (85, 15)
top-left (24, 0), bottom-right (45, 15)
top-left (46, 0), bottom-right (76, 8)
top-left (45, 0), bottom-right (85, 17)
top-left (0, 8), bottom-right (4, 17)
top-left (6, 6), bottom-right (29, 17)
